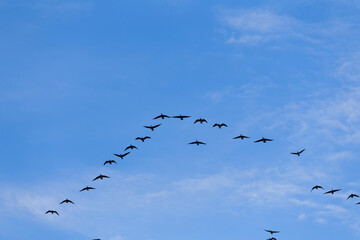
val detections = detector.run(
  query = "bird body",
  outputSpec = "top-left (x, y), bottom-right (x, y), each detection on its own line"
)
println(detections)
top-left (233, 134), bottom-right (250, 140)
top-left (194, 118), bottom-right (207, 124)
top-left (172, 115), bottom-right (190, 120)
top-left (46, 210), bottom-right (59, 215)
top-left (254, 137), bottom-right (273, 143)
top-left (291, 149), bottom-right (305, 156)
top-left (113, 152), bottom-right (130, 159)
top-left (80, 186), bottom-right (95, 192)
top-left (188, 140), bottom-right (206, 146)
top-left (213, 123), bottom-right (228, 128)
top-left (144, 124), bottom-right (161, 131)
top-left (60, 199), bottom-right (74, 204)
top-left (93, 174), bottom-right (110, 181)
top-left (135, 136), bottom-right (151, 142)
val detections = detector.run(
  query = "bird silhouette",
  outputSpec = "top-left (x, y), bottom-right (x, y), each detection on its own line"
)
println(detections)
top-left (80, 186), bottom-right (95, 192)
top-left (254, 137), bottom-right (273, 143)
top-left (93, 174), bottom-right (110, 181)
top-left (347, 194), bottom-right (359, 200)
top-left (233, 134), bottom-right (250, 140)
top-left (265, 229), bottom-right (279, 234)
top-left (153, 114), bottom-right (170, 120)
top-left (124, 145), bottom-right (138, 151)
top-left (213, 123), bottom-right (228, 128)
top-left (144, 124), bottom-right (161, 131)
top-left (356, 202), bottom-right (360, 205)
top-left (324, 189), bottom-right (341, 195)
top-left (267, 238), bottom-right (277, 240)
top-left (188, 140), bottom-right (206, 146)
top-left (113, 152), bottom-right (130, 159)
top-left (45, 210), bottom-right (59, 215)
top-left (291, 149), bottom-right (305, 156)
top-left (60, 199), bottom-right (74, 204)
top-left (311, 185), bottom-right (323, 191)
top-left (104, 160), bottom-right (117, 165)
top-left (135, 136), bottom-right (151, 142)
top-left (172, 115), bottom-right (190, 120)
top-left (194, 118), bottom-right (208, 124)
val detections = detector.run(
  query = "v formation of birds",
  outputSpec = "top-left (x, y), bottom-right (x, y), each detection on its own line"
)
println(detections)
top-left (43, 114), bottom-right (359, 239)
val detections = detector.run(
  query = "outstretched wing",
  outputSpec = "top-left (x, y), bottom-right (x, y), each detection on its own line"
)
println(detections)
top-left (299, 149), bottom-right (305, 153)
top-left (254, 139), bottom-right (262, 143)
top-left (153, 124), bottom-right (161, 128)
top-left (221, 123), bottom-right (228, 127)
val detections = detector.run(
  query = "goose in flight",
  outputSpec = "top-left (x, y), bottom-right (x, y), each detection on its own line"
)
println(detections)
top-left (93, 174), bottom-right (110, 181)
top-left (311, 185), bottom-right (323, 191)
top-left (254, 137), bottom-right (273, 143)
top-left (172, 115), bottom-right (190, 120)
top-left (60, 199), bottom-right (74, 204)
top-left (144, 124), bottom-right (161, 131)
top-left (153, 114), bottom-right (170, 120)
top-left (113, 152), bottom-right (130, 159)
top-left (194, 118), bottom-right (207, 124)
top-left (104, 160), bottom-right (117, 165)
top-left (347, 194), bottom-right (359, 200)
top-left (124, 145), bottom-right (138, 151)
top-left (45, 210), bottom-right (59, 215)
top-left (233, 134), bottom-right (250, 140)
top-left (135, 136), bottom-right (151, 142)
top-left (264, 229), bottom-right (279, 234)
top-left (188, 140), bottom-right (206, 146)
top-left (291, 149), bottom-right (305, 156)
top-left (213, 123), bottom-right (228, 129)
top-left (80, 186), bottom-right (95, 192)
top-left (324, 189), bottom-right (341, 195)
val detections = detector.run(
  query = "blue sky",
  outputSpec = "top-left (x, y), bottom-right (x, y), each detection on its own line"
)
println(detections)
top-left (1, 0), bottom-right (360, 239)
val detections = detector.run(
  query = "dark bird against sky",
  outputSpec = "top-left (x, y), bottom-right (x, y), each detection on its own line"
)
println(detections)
top-left (144, 124), bottom-right (161, 131)
top-left (153, 113), bottom-right (170, 120)
top-left (311, 185), bottom-right (323, 191)
top-left (324, 189), bottom-right (341, 195)
top-left (113, 152), bottom-right (130, 159)
top-left (60, 199), bottom-right (74, 204)
top-left (291, 149), bottom-right (305, 156)
top-left (264, 229), bottom-right (280, 234)
top-left (135, 136), bottom-right (151, 142)
top-left (172, 115), bottom-right (190, 120)
top-left (233, 134), bottom-right (250, 140)
top-left (80, 186), bottom-right (95, 192)
top-left (188, 140), bottom-right (206, 146)
top-left (213, 123), bottom-right (228, 129)
top-left (93, 174), bottom-right (110, 181)
top-left (104, 160), bottom-right (117, 165)
top-left (194, 118), bottom-right (207, 124)
top-left (254, 137), bottom-right (273, 143)
top-left (124, 144), bottom-right (138, 151)
top-left (347, 194), bottom-right (359, 200)
top-left (45, 210), bottom-right (59, 215)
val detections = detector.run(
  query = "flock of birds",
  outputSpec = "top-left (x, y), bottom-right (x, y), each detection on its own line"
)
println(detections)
top-left (43, 113), bottom-right (355, 239)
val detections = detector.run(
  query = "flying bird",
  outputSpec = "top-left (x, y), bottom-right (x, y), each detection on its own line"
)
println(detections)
top-left (311, 185), bottom-right (323, 191)
top-left (267, 238), bottom-right (277, 240)
top-left (291, 149), bottom-right (305, 156)
top-left (194, 118), bottom-right (208, 124)
top-left (213, 123), bottom-right (228, 129)
top-left (233, 134), bottom-right (250, 140)
top-left (153, 113), bottom-right (170, 120)
top-left (124, 145), bottom-right (138, 151)
top-left (347, 194), bottom-right (359, 200)
top-left (80, 186), bottom-right (95, 192)
top-left (254, 137), bottom-right (273, 143)
top-left (113, 152), bottom-right (130, 159)
top-left (135, 136), bottom-right (151, 142)
top-left (144, 124), bottom-right (161, 131)
top-left (265, 229), bottom-right (280, 234)
top-left (93, 174), bottom-right (110, 181)
top-left (188, 140), bottom-right (206, 146)
top-left (324, 189), bottom-right (341, 195)
top-left (104, 160), bottom-right (117, 165)
top-left (60, 199), bottom-right (74, 204)
top-left (172, 115), bottom-right (190, 120)
top-left (45, 210), bottom-right (59, 215)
